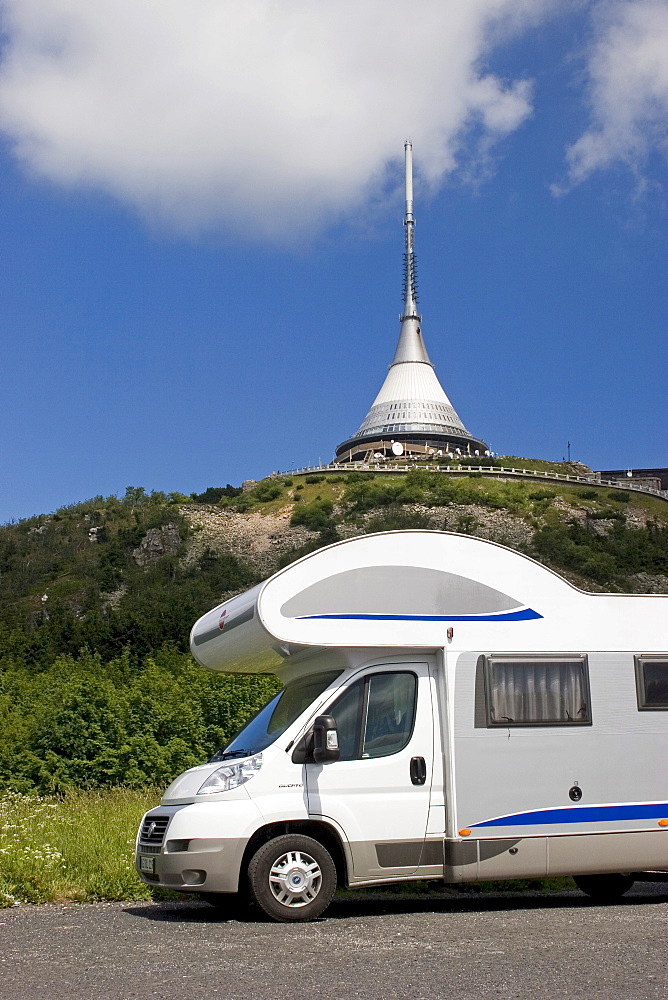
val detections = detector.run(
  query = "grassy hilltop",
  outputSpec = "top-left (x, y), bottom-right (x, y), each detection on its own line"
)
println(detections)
top-left (1, 463), bottom-right (667, 904)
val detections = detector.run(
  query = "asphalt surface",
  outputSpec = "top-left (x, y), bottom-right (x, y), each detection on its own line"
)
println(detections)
top-left (1, 884), bottom-right (667, 1000)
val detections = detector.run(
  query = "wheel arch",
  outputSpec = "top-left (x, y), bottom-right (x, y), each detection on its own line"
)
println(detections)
top-left (239, 820), bottom-right (349, 888)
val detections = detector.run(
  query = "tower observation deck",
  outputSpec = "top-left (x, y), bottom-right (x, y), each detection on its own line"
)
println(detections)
top-left (335, 142), bottom-right (488, 464)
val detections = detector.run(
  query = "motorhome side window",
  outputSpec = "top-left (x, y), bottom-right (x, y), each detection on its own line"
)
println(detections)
top-left (635, 656), bottom-right (668, 710)
top-left (484, 656), bottom-right (591, 727)
top-left (327, 672), bottom-right (417, 760)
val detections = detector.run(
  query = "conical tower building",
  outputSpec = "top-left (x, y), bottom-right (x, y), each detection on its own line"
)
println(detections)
top-left (335, 142), bottom-right (488, 464)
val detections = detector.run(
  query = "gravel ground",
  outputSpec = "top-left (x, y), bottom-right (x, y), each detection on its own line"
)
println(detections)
top-left (1, 884), bottom-right (666, 1000)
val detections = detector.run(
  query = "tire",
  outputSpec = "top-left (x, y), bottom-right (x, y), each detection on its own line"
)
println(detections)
top-left (247, 834), bottom-right (337, 922)
top-left (573, 874), bottom-right (635, 900)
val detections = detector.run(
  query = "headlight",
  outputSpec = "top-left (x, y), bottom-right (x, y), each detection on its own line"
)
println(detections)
top-left (197, 753), bottom-right (263, 795)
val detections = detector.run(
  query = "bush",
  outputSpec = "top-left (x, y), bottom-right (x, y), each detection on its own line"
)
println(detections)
top-left (342, 477), bottom-right (405, 511)
top-left (304, 474), bottom-right (325, 484)
top-left (578, 490), bottom-right (598, 501)
top-left (364, 508), bottom-right (433, 533)
top-left (290, 499), bottom-right (334, 531)
top-left (608, 491), bottom-right (630, 503)
top-left (231, 493), bottom-right (253, 512)
top-left (0, 646), bottom-right (279, 792)
top-left (456, 514), bottom-right (478, 534)
top-left (191, 485), bottom-right (241, 503)
top-left (586, 509), bottom-right (625, 522)
top-left (532, 519), bottom-right (668, 585)
top-left (253, 481), bottom-right (282, 502)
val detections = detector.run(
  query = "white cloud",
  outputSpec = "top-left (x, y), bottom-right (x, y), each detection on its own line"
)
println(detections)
top-left (0, 0), bottom-right (553, 237)
top-left (558, 0), bottom-right (668, 191)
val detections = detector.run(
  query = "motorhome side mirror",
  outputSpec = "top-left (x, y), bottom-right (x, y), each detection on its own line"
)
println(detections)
top-left (312, 715), bottom-right (340, 764)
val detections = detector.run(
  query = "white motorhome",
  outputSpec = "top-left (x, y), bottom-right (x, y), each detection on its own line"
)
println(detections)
top-left (136, 531), bottom-right (668, 921)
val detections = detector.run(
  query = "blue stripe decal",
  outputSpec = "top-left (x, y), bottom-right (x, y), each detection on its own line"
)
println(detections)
top-left (472, 803), bottom-right (668, 827)
top-left (296, 608), bottom-right (543, 623)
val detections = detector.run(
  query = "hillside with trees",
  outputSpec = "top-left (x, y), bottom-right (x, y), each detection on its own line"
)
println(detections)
top-left (1, 468), bottom-right (667, 792)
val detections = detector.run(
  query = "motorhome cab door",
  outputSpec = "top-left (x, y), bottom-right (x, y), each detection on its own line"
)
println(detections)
top-left (305, 662), bottom-right (434, 880)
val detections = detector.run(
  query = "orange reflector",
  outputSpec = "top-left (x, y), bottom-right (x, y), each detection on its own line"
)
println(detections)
top-left (459, 829), bottom-right (471, 837)
top-left (659, 819), bottom-right (668, 827)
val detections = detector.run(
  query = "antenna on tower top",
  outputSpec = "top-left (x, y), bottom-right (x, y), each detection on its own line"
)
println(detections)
top-left (404, 139), bottom-right (414, 222)
top-left (402, 139), bottom-right (418, 320)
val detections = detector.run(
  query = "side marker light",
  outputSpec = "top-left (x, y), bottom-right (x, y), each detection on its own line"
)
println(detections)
top-left (659, 819), bottom-right (668, 827)
top-left (459, 829), bottom-right (471, 837)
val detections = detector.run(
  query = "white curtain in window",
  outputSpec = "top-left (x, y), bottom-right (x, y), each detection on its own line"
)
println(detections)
top-left (490, 660), bottom-right (587, 724)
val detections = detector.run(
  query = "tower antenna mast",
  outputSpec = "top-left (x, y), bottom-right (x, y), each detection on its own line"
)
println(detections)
top-left (403, 140), bottom-right (419, 321)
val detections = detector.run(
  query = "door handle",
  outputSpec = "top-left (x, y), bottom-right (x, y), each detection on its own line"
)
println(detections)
top-left (410, 756), bottom-right (426, 785)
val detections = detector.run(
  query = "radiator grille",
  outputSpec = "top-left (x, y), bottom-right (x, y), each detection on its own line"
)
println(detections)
top-left (139, 815), bottom-right (169, 845)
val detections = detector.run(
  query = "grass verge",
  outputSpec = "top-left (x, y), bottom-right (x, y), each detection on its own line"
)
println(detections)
top-left (0, 787), bottom-right (160, 906)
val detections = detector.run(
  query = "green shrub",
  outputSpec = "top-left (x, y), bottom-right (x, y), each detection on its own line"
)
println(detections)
top-left (532, 519), bottom-right (668, 585)
top-left (290, 499), bottom-right (334, 531)
top-left (0, 646), bottom-right (279, 792)
top-left (191, 485), bottom-right (241, 503)
top-left (364, 508), bottom-right (433, 533)
top-left (342, 477), bottom-right (405, 511)
top-left (456, 514), bottom-right (478, 534)
top-left (304, 474), bottom-right (325, 484)
top-left (578, 490), bottom-right (598, 501)
top-left (587, 509), bottom-right (625, 522)
top-left (253, 480), bottom-right (282, 502)
top-left (232, 493), bottom-right (253, 512)
top-left (608, 491), bottom-right (630, 503)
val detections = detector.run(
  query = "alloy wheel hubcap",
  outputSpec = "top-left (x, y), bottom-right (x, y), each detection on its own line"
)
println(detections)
top-left (268, 850), bottom-right (322, 907)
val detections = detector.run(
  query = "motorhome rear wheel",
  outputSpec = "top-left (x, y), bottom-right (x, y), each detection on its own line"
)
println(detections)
top-left (247, 835), bottom-right (337, 922)
top-left (573, 874), bottom-right (635, 899)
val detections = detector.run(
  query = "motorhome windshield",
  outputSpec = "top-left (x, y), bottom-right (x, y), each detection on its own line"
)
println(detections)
top-left (209, 670), bottom-right (342, 761)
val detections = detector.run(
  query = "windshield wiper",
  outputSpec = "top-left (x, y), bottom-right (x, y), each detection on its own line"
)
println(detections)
top-left (208, 748), bottom-right (254, 762)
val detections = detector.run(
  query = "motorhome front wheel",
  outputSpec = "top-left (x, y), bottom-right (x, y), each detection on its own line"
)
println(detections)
top-left (247, 835), bottom-right (337, 922)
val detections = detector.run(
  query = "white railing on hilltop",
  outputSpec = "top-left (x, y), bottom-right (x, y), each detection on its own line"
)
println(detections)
top-left (280, 463), bottom-right (668, 501)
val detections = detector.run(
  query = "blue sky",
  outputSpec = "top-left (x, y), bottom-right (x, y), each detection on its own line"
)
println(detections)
top-left (0, 1), bottom-right (666, 524)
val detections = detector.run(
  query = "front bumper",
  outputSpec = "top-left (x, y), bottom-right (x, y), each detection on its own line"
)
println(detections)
top-left (135, 800), bottom-right (261, 894)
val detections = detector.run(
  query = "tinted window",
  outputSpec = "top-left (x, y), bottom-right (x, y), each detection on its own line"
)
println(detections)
top-left (362, 673), bottom-right (416, 758)
top-left (485, 657), bottom-right (591, 726)
top-left (327, 672), bottom-right (417, 760)
top-left (635, 657), bottom-right (668, 710)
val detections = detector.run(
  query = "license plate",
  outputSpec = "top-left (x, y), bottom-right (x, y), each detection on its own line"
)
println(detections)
top-left (139, 856), bottom-right (155, 873)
